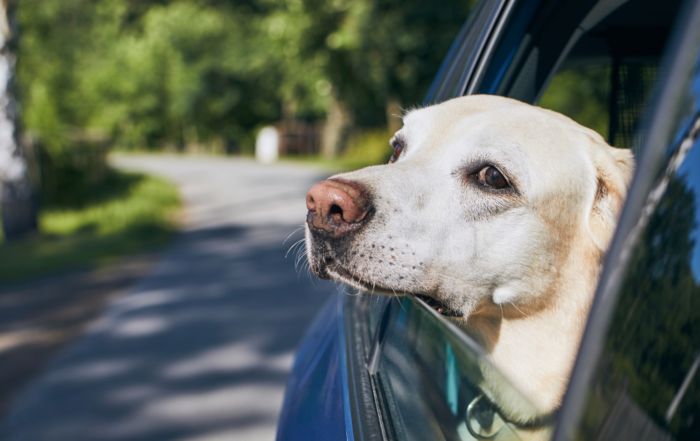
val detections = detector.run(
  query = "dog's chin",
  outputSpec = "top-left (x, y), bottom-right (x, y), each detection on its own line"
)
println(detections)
top-left (315, 256), bottom-right (463, 318)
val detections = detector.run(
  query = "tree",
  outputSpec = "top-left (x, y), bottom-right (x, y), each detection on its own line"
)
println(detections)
top-left (0, 0), bottom-right (36, 240)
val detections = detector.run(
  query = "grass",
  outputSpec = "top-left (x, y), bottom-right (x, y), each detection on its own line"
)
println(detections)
top-left (0, 170), bottom-right (180, 284)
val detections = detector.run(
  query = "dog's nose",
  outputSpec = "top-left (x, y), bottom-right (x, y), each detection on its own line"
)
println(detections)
top-left (306, 179), bottom-right (371, 237)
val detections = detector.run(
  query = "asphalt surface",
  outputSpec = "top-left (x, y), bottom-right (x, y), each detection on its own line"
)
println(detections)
top-left (0, 155), bottom-right (336, 441)
top-left (0, 254), bottom-right (159, 416)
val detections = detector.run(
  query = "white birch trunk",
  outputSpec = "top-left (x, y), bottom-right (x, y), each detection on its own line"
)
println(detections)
top-left (0, 0), bottom-right (36, 240)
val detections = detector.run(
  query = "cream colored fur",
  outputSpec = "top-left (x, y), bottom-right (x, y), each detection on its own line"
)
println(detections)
top-left (305, 95), bottom-right (634, 436)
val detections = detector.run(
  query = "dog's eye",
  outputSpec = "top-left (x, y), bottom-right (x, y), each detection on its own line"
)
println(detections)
top-left (389, 139), bottom-right (404, 164)
top-left (478, 166), bottom-right (508, 189)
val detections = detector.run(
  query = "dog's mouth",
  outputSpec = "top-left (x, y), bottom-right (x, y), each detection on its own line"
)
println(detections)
top-left (414, 294), bottom-right (462, 317)
top-left (322, 258), bottom-right (463, 318)
top-left (323, 257), bottom-right (379, 291)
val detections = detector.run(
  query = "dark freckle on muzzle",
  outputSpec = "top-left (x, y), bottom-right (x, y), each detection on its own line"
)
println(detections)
top-left (305, 178), bottom-right (373, 238)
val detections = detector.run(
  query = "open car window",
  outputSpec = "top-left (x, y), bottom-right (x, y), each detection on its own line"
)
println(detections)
top-left (559, 2), bottom-right (700, 439)
top-left (425, 0), bottom-right (509, 105)
top-left (350, 293), bottom-right (541, 441)
top-left (536, 0), bottom-right (685, 153)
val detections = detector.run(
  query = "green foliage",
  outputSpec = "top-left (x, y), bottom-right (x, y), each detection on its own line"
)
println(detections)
top-left (18, 0), bottom-right (279, 154)
top-left (281, 127), bottom-right (393, 171)
top-left (0, 170), bottom-right (180, 283)
top-left (342, 128), bottom-right (393, 167)
top-left (16, 0), bottom-right (470, 155)
top-left (41, 171), bottom-right (179, 235)
top-left (539, 65), bottom-right (611, 141)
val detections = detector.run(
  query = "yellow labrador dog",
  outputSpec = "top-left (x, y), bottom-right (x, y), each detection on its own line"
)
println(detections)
top-left (304, 95), bottom-right (633, 436)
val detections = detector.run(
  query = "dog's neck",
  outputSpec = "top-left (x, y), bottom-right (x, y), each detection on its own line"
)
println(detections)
top-left (463, 245), bottom-right (600, 418)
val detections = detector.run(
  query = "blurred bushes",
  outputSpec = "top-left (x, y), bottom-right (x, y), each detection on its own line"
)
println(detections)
top-left (16, 0), bottom-right (471, 160)
top-left (341, 128), bottom-right (393, 168)
top-left (41, 171), bottom-right (179, 236)
top-left (0, 171), bottom-right (179, 282)
top-left (15, 0), bottom-right (613, 179)
top-left (33, 133), bottom-right (110, 207)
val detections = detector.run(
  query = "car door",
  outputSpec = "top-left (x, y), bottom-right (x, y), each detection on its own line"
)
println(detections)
top-left (414, 0), bottom-right (700, 439)
top-left (553, 1), bottom-right (700, 440)
top-left (278, 1), bottom-right (700, 440)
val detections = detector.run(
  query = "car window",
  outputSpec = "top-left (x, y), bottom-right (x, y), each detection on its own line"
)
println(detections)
top-left (539, 65), bottom-right (611, 140)
top-left (424, 0), bottom-right (507, 105)
top-left (568, 9), bottom-right (700, 441)
top-left (370, 296), bottom-right (541, 441)
top-left (530, 0), bottom-right (684, 154)
top-left (477, 0), bottom-right (682, 130)
top-left (540, 61), bottom-right (660, 152)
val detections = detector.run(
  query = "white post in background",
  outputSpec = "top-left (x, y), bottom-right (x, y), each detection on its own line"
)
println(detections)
top-left (255, 126), bottom-right (279, 164)
top-left (0, 0), bottom-right (35, 240)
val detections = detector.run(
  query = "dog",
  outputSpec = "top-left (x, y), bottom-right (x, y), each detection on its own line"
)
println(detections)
top-left (304, 95), bottom-right (634, 436)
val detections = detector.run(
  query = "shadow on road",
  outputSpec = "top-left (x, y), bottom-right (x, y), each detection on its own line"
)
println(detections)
top-left (0, 194), bottom-right (335, 440)
top-left (0, 255), bottom-right (159, 416)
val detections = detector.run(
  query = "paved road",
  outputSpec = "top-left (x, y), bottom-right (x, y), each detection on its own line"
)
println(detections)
top-left (0, 155), bottom-right (336, 441)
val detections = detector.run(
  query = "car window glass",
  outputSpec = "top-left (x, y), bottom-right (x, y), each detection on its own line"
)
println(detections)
top-left (367, 295), bottom-right (387, 337)
top-left (533, 0), bottom-right (685, 153)
top-left (476, 0), bottom-right (543, 95)
top-left (478, 0), bottom-right (682, 127)
top-left (573, 40), bottom-right (700, 441)
top-left (539, 60), bottom-right (660, 152)
top-left (373, 296), bottom-right (541, 441)
top-left (539, 65), bottom-right (611, 140)
top-left (424, 0), bottom-right (505, 105)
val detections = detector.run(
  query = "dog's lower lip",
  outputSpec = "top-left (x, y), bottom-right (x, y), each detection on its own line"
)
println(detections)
top-left (326, 259), bottom-right (375, 289)
top-left (321, 259), bottom-right (460, 317)
top-left (415, 294), bottom-right (462, 317)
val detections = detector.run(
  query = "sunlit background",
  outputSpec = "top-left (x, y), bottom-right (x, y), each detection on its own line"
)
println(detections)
top-left (0, 0), bottom-right (607, 439)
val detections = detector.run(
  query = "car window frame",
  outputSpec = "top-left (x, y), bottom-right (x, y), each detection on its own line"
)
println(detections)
top-left (551, 1), bottom-right (700, 439)
top-left (349, 290), bottom-right (541, 441)
top-left (423, 0), bottom-right (511, 105)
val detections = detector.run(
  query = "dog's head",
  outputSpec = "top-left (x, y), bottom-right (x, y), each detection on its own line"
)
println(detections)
top-left (305, 95), bottom-right (633, 320)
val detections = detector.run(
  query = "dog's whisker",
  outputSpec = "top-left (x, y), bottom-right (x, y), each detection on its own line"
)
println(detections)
top-left (294, 249), bottom-right (307, 270)
top-left (286, 238), bottom-right (306, 258)
top-left (294, 251), bottom-right (304, 272)
top-left (307, 267), bottom-right (317, 288)
top-left (500, 303), bottom-right (504, 320)
top-left (296, 251), bottom-right (309, 277)
top-left (300, 260), bottom-right (314, 285)
top-left (295, 247), bottom-right (307, 264)
top-left (283, 226), bottom-right (305, 244)
top-left (510, 301), bottom-right (526, 316)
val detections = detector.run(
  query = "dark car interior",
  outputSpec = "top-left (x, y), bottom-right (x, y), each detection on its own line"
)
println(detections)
top-left (479, 0), bottom-right (684, 150)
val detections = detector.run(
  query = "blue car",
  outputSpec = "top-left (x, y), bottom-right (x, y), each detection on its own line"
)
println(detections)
top-left (277, 0), bottom-right (700, 439)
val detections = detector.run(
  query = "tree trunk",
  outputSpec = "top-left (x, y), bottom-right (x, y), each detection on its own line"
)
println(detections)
top-left (0, 0), bottom-right (37, 240)
top-left (385, 96), bottom-right (403, 135)
top-left (321, 98), bottom-right (352, 158)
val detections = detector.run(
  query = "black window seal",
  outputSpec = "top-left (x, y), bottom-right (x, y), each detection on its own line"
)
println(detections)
top-left (551, 1), bottom-right (700, 439)
top-left (465, 0), bottom-right (520, 96)
top-left (454, 0), bottom-right (510, 98)
top-left (343, 292), bottom-right (385, 441)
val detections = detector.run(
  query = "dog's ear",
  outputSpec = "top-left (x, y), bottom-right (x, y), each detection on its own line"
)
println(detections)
top-left (587, 146), bottom-right (635, 251)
